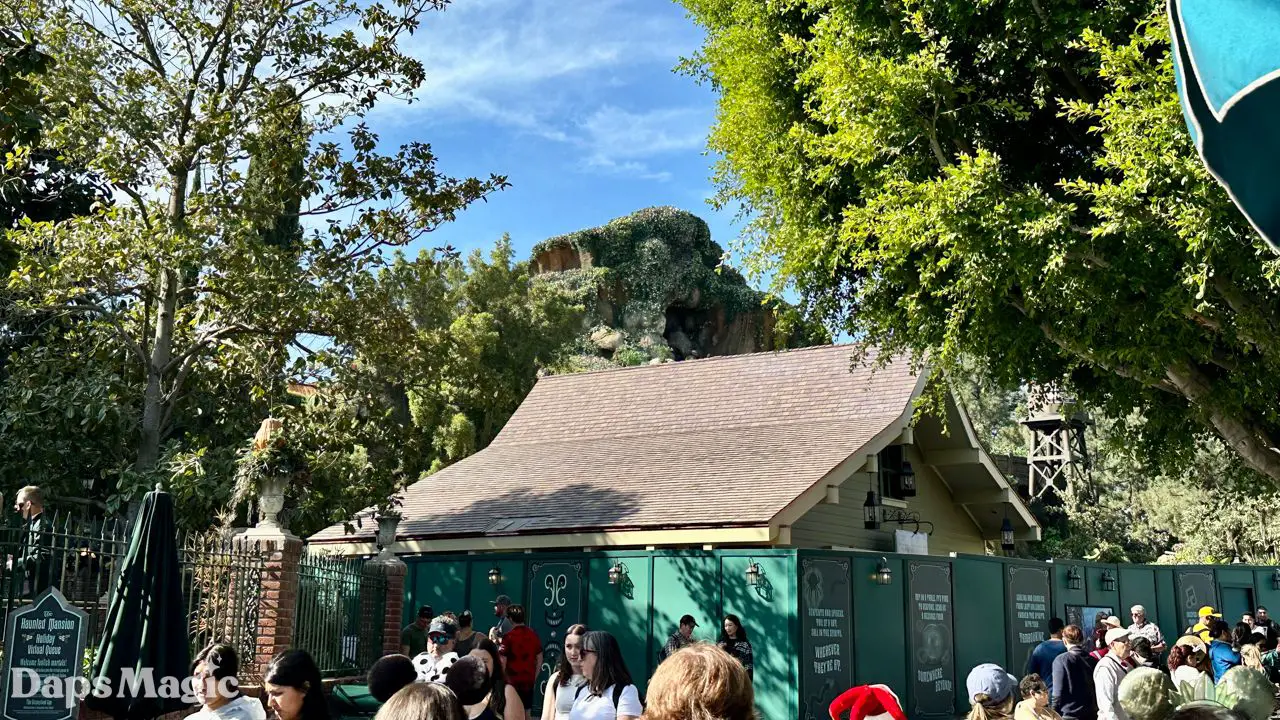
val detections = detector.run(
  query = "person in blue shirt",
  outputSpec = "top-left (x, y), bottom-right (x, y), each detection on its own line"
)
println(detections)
top-left (1208, 619), bottom-right (1242, 682)
top-left (1026, 618), bottom-right (1069, 699)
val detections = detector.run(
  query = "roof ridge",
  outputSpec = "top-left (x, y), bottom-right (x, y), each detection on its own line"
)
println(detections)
top-left (537, 342), bottom-right (870, 381)
top-left (487, 412), bottom-right (906, 450)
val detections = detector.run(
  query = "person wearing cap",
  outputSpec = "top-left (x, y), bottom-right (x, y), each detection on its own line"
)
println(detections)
top-left (401, 604), bottom-right (434, 657)
top-left (1127, 606), bottom-right (1165, 654)
top-left (965, 663), bottom-right (1018, 720)
top-left (1092, 627), bottom-right (1131, 720)
top-left (1207, 619), bottom-right (1241, 682)
top-left (1051, 625), bottom-right (1097, 720)
top-left (412, 615), bottom-right (461, 683)
top-left (1188, 606), bottom-right (1221, 644)
top-left (492, 594), bottom-right (515, 639)
top-left (1089, 617), bottom-right (1123, 663)
top-left (658, 614), bottom-right (699, 664)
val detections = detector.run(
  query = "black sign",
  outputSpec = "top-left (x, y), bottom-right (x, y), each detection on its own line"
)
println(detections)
top-left (2, 587), bottom-right (89, 720)
top-left (800, 558), bottom-right (853, 720)
top-left (909, 561), bottom-right (954, 718)
top-left (1175, 570), bottom-right (1218, 634)
top-left (1007, 566), bottom-right (1051, 673)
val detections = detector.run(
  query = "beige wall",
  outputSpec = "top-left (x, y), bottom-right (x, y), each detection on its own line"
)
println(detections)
top-left (789, 445), bottom-right (988, 556)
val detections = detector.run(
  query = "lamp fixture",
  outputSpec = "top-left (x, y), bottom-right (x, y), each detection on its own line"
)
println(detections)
top-left (1066, 566), bottom-right (1083, 591)
top-left (1272, 568), bottom-right (1280, 591)
top-left (745, 560), bottom-right (763, 587)
top-left (1000, 516), bottom-right (1015, 553)
top-left (1101, 569), bottom-right (1117, 592)
top-left (899, 461), bottom-right (916, 497)
top-left (488, 566), bottom-right (503, 586)
top-left (608, 561), bottom-right (628, 586)
top-left (863, 490), bottom-right (882, 530)
top-left (874, 557), bottom-right (893, 586)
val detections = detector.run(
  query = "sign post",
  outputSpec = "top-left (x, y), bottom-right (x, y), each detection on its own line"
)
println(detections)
top-left (1, 587), bottom-right (89, 720)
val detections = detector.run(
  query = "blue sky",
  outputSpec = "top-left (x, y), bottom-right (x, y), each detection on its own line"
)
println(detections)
top-left (364, 0), bottom-right (749, 268)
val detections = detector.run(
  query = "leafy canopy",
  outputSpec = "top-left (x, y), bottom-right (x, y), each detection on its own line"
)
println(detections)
top-left (680, 0), bottom-right (1280, 485)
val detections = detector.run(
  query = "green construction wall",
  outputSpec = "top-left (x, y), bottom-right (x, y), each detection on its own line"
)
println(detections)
top-left (396, 550), bottom-right (1280, 720)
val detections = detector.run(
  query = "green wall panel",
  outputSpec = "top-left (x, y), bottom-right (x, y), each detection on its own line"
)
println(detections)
top-left (1085, 565), bottom-right (1120, 612)
top-left (466, 558), bottom-right (527, 637)
top-left (1118, 567), bottom-right (1157, 631)
top-left (1053, 563), bottom-right (1087, 623)
top-left (722, 554), bottom-right (797, 720)
top-left (952, 558), bottom-right (1006, 710)
top-left (851, 556), bottom-right (907, 704)
top-left (1217, 568), bottom-right (1258, 623)
top-left (588, 556), bottom-right (654, 692)
top-left (1155, 569), bottom-right (1179, 647)
top-left (651, 554), bottom-right (720, 649)
top-left (1253, 570), bottom-right (1280, 620)
top-left (406, 559), bottom-right (468, 627)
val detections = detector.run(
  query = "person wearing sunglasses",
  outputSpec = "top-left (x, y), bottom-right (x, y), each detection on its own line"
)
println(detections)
top-left (414, 616), bottom-right (461, 683)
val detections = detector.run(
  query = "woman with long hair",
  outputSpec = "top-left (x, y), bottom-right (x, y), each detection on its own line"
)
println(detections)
top-left (373, 683), bottom-right (466, 720)
top-left (965, 664), bottom-right (1016, 720)
top-left (1233, 623), bottom-right (1256, 652)
top-left (718, 615), bottom-right (754, 682)
top-left (1169, 644), bottom-right (1208, 688)
top-left (1241, 643), bottom-right (1264, 672)
top-left (644, 644), bottom-right (757, 720)
top-left (467, 637), bottom-right (523, 720)
top-left (263, 650), bottom-right (329, 720)
top-left (541, 624), bottom-right (588, 720)
top-left (569, 631), bottom-right (642, 720)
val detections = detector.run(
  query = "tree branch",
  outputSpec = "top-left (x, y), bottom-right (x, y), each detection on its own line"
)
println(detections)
top-left (1164, 360), bottom-right (1280, 485)
top-left (46, 303), bottom-right (147, 364)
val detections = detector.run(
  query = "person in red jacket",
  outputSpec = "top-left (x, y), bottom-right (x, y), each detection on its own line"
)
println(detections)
top-left (829, 684), bottom-right (906, 720)
top-left (499, 604), bottom-right (543, 720)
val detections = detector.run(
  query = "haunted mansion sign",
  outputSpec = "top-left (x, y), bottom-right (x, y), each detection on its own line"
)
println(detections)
top-left (2, 587), bottom-right (89, 720)
top-left (1006, 566), bottom-right (1051, 672)
top-left (909, 561), bottom-right (954, 718)
top-left (801, 558), bottom-right (852, 720)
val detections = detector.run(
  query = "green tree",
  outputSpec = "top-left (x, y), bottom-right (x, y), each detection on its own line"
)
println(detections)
top-left (681, 0), bottom-right (1280, 486)
top-left (1, 0), bottom-right (506, 509)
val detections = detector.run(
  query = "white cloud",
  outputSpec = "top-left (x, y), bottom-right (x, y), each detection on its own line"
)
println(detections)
top-left (368, 0), bottom-right (710, 181)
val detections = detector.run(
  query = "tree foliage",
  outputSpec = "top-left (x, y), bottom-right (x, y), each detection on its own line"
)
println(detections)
top-left (0, 0), bottom-right (506, 514)
top-left (681, 0), bottom-right (1280, 487)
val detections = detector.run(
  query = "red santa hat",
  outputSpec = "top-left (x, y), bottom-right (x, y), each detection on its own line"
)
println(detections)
top-left (829, 685), bottom-right (907, 720)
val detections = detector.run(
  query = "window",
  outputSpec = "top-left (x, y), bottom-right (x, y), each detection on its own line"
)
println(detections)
top-left (879, 445), bottom-right (908, 500)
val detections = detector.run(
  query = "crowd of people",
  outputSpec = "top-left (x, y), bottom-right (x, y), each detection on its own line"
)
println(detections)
top-left (181, 598), bottom-right (761, 720)
top-left (954, 604), bottom-right (1280, 720)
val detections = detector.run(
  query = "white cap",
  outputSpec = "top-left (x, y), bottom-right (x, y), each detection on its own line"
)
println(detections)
top-left (1105, 627), bottom-right (1131, 644)
top-left (1131, 605), bottom-right (1146, 614)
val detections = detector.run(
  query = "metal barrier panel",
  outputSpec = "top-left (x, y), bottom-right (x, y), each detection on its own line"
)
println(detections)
top-left (294, 551), bottom-right (385, 677)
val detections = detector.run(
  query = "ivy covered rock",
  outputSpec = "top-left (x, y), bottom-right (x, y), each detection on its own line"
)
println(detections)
top-left (531, 206), bottom-right (828, 370)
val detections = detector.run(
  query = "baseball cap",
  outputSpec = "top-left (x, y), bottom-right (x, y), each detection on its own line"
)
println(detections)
top-left (1103, 616), bottom-right (1123, 628)
top-left (429, 617), bottom-right (458, 637)
top-left (1105, 627), bottom-right (1131, 644)
top-left (1199, 606), bottom-right (1222, 617)
top-left (418, 605), bottom-right (433, 619)
top-left (680, 614), bottom-right (698, 627)
top-left (966, 663), bottom-right (1016, 705)
top-left (493, 594), bottom-right (512, 605)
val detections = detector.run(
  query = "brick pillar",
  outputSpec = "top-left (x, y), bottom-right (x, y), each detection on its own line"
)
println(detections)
top-left (238, 527), bottom-right (304, 677)
top-left (363, 556), bottom-right (407, 657)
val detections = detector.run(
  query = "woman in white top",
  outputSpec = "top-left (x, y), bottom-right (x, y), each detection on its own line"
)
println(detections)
top-left (569, 631), bottom-right (643, 720)
top-left (542, 624), bottom-right (589, 720)
top-left (1169, 643), bottom-right (1208, 689)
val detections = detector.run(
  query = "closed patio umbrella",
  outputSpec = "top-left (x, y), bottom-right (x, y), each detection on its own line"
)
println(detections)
top-left (1169, 0), bottom-right (1280, 252)
top-left (85, 486), bottom-right (191, 719)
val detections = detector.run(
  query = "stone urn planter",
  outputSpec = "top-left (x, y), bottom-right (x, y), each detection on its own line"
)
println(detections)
top-left (257, 474), bottom-right (289, 529)
top-left (375, 513), bottom-right (401, 561)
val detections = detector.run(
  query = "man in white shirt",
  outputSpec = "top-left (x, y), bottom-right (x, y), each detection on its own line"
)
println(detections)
top-left (1094, 628), bottom-right (1131, 720)
top-left (188, 644), bottom-right (266, 720)
top-left (1127, 605), bottom-right (1166, 654)
top-left (413, 616), bottom-right (461, 683)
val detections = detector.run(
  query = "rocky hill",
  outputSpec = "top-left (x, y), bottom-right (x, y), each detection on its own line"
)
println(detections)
top-left (532, 206), bottom-right (829, 372)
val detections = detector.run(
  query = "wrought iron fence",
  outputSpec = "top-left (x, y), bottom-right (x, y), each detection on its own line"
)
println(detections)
top-left (0, 509), bottom-right (266, 678)
top-left (294, 550), bottom-right (386, 677)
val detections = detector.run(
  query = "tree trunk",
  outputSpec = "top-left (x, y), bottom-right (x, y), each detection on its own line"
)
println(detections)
top-left (136, 268), bottom-right (178, 474)
top-left (1164, 360), bottom-right (1280, 485)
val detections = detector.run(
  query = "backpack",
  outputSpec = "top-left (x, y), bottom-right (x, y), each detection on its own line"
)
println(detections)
top-left (575, 683), bottom-right (645, 714)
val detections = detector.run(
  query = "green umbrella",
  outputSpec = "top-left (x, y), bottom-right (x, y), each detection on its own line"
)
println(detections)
top-left (1169, 0), bottom-right (1280, 252)
top-left (85, 486), bottom-right (191, 719)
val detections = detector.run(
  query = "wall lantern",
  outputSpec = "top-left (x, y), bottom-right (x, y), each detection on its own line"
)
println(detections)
top-left (745, 560), bottom-right (763, 587)
top-left (1101, 569), bottom-right (1117, 592)
top-left (608, 561), bottom-right (628, 586)
top-left (863, 490), bottom-right (882, 530)
top-left (1066, 566), bottom-right (1083, 591)
top-left (900, 461), bottom-right (917, 497)
top-left (874, 557), bottom-right (893, 586)
top-left (1000, 516), bottom-right (1016, 553)
top-left (488, 566), bottom-right (503, 586)
top-left (1272, 568), bottom-right (1280, 591)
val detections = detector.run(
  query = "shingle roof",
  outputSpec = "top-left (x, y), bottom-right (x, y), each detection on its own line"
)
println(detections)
top-left (309, 344), bottom-right (923, 543)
